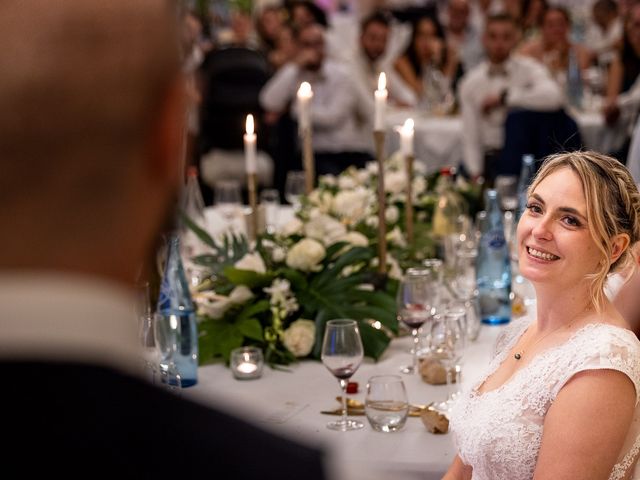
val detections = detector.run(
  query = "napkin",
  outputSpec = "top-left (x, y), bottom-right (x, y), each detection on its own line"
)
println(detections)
top-left (420, 409), bottom-right (449, 434)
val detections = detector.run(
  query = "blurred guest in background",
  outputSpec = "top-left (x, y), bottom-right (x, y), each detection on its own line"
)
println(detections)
top-left (255, 4), bottom-right (286, 61)
top-left (0, 0), bottom-right (327, 477)
top-left (458, 14), bottom-right (564, 182)
top-left (519, 0), bottom-right (548, 41)
top-left (394, 15), bottom-right (461, 111)
top-left (260, 22), bottom-right (372, 176)
top-left (443, 0), bottom-right (485, 72)
top-left (518, 7), bottom-right (591, 83)
top-left (585, 0), bottom-right (623, 67)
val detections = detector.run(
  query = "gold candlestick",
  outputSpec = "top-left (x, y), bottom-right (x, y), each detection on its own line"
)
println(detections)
top-left (247, 172), bottom-right (258, 240)
top-left (302, 126), bottom-right (315, 194)
top-left (405, 154), bottom-right (414, 246)
top-left (374, 130), bottom-right (387, 274)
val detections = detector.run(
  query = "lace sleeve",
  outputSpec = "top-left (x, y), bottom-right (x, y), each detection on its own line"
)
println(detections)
top-left (550, 326), bottom-right (640, 402)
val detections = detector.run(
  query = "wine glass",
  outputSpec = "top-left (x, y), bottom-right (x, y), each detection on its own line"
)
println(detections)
top-left (450, 248), bottom-right (477, 302)
top-left (321, 319), bottom-right (364, 431)
top-left (214, 180), bottom-right (242, 227)
top-left (397, 268), bottom-right (438, 374)
top-left (430, 308), bottom-right (466, 414)
top-left (285, 171), bottom-right (306, 211)
top-left (135, 281), bottom-right (157, 383)
top-left (153, 313), bottom-right (182, 394)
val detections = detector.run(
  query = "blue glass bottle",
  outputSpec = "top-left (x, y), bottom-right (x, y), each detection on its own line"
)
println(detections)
top-left (157, 234), bottom-right (199, 387)
top-left (476, 189), bottom-right (511, 325)
top-left (516, 154), bottom-right (535, 221)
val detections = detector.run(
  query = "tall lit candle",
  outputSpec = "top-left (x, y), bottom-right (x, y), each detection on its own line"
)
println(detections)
top-left (374, 72), bottom-right (388, 132)
top-left (297, 81), bottom-right (313, 132)
top-left (244, 114), bottom-right (257, 174)
top-left (399, 118), bottom-right (414, 157)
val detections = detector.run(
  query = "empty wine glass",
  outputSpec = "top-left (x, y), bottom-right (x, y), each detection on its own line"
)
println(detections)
top-left (494, 175), bottom-right (518, 212)
top-left (153, 313), bottom-right (182, 394)
top-left (450, 249), bottom-right (477, 302)
top-left (259, 188), bottom-right (280, 234)
top-left (214, 180), bottom-right (242, 226)
top-left (397, 268), bottom-right (438, 374)
top-left (321, 319), bottom-right (364, 431)
top-left (285, 171), bottom-right (306, 211)
top-left (430, 309), bottom-right (466, 414)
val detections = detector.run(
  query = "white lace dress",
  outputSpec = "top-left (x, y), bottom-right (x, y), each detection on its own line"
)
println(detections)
top-left (450, 318), bottom-right (640, 480)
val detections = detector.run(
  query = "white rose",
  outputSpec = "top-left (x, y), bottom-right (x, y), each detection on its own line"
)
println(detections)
top-left (320, 174), bottom-right (337, 187)
top-left (385, 205), bottom-right (399, 224)
top-left (341, 231), bottom-right (369, 247)
top-left (332, 187), bottom-right (372, 224)
top-left (366, 161), bottom-right (378, 175)
top-left (338, 175), bottom-right (357, 190)
top-left (387, 254), bottom-right (403, 280)
top-left (286, 238), bottom-right (326, 271)
top-left (272, 246), bottom-right (286, 263)
top-left (282, 319), bottom-right (316, 357)
top-left (387, 150), bottom-right (404, 170)
top-left (234, 252), bottom-right (266, 274)
top-left (365, 215), bottom-right (379, 228)
top-left (412, 176), bottom-right (426, 196)
top-left (386, 226), bottom-right (407, 248)
top-left (304, 213), bottom-right (347, 245)
top-left (355, 169), bottom-right (370, 185)
top-left (229, 285), bottom-right (254, 304)
top-left (385, 170), bottom-right (407, 195)
top-left (280, 217), bottom-right (303, 237)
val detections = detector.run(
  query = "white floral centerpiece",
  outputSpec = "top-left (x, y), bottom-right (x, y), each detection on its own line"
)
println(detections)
top-left (187, 153), bottom-right (481, 367)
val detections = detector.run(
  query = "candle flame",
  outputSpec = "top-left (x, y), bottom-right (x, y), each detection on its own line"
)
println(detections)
top-left (377, 72), bottom-right (386, 91)
top-left (298, 81), bottom-right (312, 97)
top-left (246, 114), bottom-right (254, 135)
top-left (403, 118), bottom-right (414, 132)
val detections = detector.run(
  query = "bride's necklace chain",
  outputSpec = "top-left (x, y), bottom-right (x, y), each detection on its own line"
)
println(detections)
top-left (513, 323), bottom-right (569, 360)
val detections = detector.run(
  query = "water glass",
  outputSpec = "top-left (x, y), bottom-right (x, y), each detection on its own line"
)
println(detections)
top-left (259, 188), bottom-right (280, 234)
top-left (430, 309), bottom-right (466, 413)
top-left (153, 313), bottom-right (182, 394)
top-left (365, 375), bottom-right (409, 433)
top-left (285, 171), bottom-right (306, 211)
top-left (214, 180), bottom-right (242, 223)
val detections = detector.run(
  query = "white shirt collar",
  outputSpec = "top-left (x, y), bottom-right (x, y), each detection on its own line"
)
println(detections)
top-left (0, 272), bottom-right (142, 377)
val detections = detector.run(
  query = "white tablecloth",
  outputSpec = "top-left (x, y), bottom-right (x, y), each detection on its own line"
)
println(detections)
top-left (185, 324), bottom-right (506, 480)
top-left (385, 108), bottom-right (606, 174)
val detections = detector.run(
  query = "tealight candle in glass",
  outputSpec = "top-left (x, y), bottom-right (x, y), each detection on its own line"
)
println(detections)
top-left (230, 346), bottom-right (264, 380)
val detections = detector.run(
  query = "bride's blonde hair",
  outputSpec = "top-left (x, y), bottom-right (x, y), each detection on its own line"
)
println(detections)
top-left (528, 151), bottom-right (640, 312)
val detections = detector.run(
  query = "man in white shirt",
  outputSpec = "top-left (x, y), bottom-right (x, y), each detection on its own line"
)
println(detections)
top-left (458, 13), bottom-right (564, 181)
top-left (585, 0), bottom-right (623, 66)
top-left (260, 22), bottom-right (373, 175)
top-left (0, 1), bottom-right (327, 477)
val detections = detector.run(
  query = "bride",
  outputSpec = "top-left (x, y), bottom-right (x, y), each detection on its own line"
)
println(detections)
top-left (445, 152), bottom-right (640, 479)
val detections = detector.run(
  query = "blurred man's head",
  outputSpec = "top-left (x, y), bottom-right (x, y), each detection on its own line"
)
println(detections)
top-left (483, 14), bottom-right (518, 64)
top-left (0, 0), bottom-right (184, 283)
top-left (448, 0), bottom-right (470, 34)
top-left (296, 23), bottom-right (326, 71)
top-left (360, 12), bottom-right (390, 63)
top-left (592, 0), bottom-right (617, 30)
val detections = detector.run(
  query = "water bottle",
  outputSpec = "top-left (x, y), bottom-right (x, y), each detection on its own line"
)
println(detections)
top-left (516, 154), bottom-right (535, 221)
top-left (157, 234), bottom-right (199, 387)
top-left (476, 189), bottom-right (511, 325)
top-left (567, 48), bottom-right (583, 110)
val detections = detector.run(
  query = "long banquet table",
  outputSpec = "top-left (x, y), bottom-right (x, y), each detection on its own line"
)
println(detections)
top-left (186, 323), bottom-right (506, 480)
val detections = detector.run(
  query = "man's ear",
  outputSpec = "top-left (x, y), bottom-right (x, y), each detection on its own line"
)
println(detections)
top-left (145, 75), bottom-right (187, 186)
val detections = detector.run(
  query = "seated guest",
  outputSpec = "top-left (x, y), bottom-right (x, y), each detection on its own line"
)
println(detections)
top-left (518, 7), bottom-right (591, 84)
top-left (260, 22), bottom-right (372, 176)
top-left (585, 0), bottom-right (623, 67)
top-left (0, 0), bottom-right (327, 478)
top-left (394, 15), bottom-right (461, 111)
top-left (255, 4), bottom-right (286, 64)
top-left (603, 2), bottom-right (640, 162)
top-left (349, 11), bottom-right (417, 108)
top-left (519, 0), bottom-right (548, 41)
top-left (443, 0), bottom-right (485, 72)
top-left (267, 21), bottom-right (299, 72)
top-left (445, 151), bottom-right (640, 479)
top-left (458, 14), bottom-right (564, 182)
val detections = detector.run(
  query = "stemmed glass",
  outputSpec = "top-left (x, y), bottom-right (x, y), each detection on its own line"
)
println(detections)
top-left (135, 281), bottom-right (157, 383)
top-left (285, 171), bottom-right (306, 211)
top-left (153, 313), bottom-right (182, 394)
top-left (397, 268), bottom-right (438, 374)
top-left (321, 319), bottom-right (365, 431)
top-left (214, 180), bottom-right (242, 231)
top-left (430, 308), bottom-right (466, 414)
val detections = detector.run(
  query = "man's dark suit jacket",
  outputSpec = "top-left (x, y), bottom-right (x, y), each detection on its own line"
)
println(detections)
top-left (1, 361), bottom-right (326, 479)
